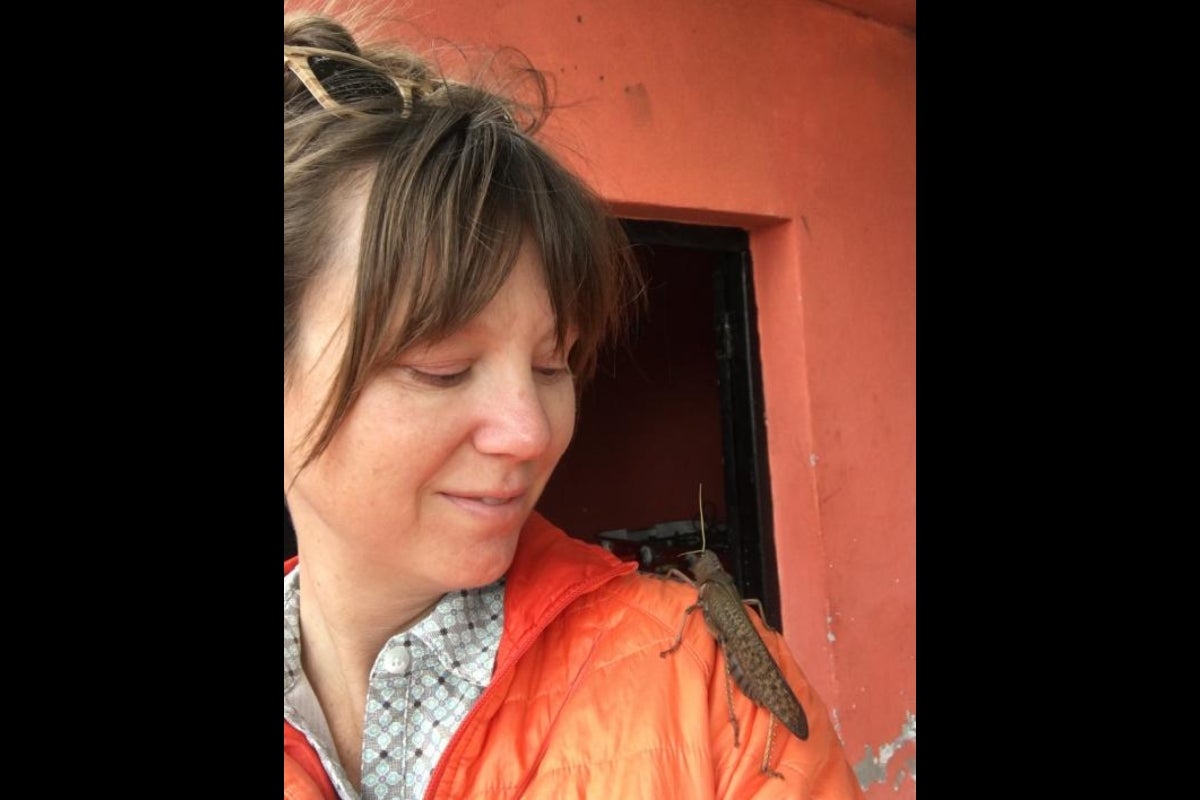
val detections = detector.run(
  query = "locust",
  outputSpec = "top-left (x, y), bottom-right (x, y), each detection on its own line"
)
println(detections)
top-left (659, 486), bottom-right (809, 779)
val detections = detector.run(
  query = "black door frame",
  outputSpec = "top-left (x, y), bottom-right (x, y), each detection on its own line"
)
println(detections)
top-left (621, 219), bottom-right (782, 631)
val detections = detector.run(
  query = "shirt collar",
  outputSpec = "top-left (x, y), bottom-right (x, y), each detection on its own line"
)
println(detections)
top-left (283, 568), bottom-right (504, 694)
top-left (401, 579), bottom-right (504, 687)
top-left (283, 569), bottom-right (302, 694)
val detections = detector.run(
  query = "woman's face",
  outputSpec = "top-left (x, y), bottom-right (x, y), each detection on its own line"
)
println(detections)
top-left (284, 187), bottom-right (577, 597)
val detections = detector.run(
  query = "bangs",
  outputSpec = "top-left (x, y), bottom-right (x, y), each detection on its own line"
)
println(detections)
top-left (292, 80), bottom-right (642, 469)
top-left (356, 95), bottom-right (632, 379)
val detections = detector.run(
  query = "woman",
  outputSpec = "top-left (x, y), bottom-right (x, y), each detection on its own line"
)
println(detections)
top-left (283, 10), bottom-right (863, 799)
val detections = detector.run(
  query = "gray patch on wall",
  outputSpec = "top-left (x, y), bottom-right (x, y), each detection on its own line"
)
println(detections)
top-left (853, 711), bottom-right (916, 790)
top-left (622, 82), bottom-right (653, 125)
top-left (891, 757), bottom-right (916, 790)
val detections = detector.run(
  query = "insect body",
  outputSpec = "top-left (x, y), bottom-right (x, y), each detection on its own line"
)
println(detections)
top-left (662, 550), bottom-right (809, 737)
top-left (661, 548), bottom-right (809, 778)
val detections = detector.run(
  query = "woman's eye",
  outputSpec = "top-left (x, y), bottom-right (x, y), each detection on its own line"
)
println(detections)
top-left (534, 365), bottom-right (572, 382)
top-left (406, 367), bottom-right (469, 387)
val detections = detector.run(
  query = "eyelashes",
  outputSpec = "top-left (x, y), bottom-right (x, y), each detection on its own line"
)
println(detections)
top-left (405, 367), bottom-right (469, 388)
top-left (403, 365), bottom-right (572, 388)
top-left (534, 366), bottom-right (572, 381)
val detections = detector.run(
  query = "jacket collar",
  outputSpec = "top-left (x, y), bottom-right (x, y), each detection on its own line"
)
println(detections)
top-left (496, 512), bottom-right (636, 667)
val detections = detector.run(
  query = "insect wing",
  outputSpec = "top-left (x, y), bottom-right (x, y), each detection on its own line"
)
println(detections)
top-left (704, 580), bottom-right (810, 740)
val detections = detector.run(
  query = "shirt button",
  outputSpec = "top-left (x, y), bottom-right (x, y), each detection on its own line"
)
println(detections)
top-left (382, 648), bottom-right (410, 675)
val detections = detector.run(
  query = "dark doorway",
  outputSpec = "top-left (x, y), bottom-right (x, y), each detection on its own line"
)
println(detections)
top-left (537, 220), bottom-right (780, 629)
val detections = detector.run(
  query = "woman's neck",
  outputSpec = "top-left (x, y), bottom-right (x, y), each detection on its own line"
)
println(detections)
top-left (296, 544), bottom-right (442, 679)
top-left (294, 546), bottom-right (442, 790)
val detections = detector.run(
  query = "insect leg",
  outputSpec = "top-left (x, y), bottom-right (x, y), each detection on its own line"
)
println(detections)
top-left (660, 603), bottom-right (701, 657)
top-left (760, 714), bottom-right (784, 780)
top-left (741, 598), bottom-right (778, 633)
top-left (663, 567), bottom-right (697, 587)
top-left (723, 653), bottom-right (741, 747)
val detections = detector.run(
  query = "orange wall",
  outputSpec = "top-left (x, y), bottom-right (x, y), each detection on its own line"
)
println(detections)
top-left (299, 1), bottom-right (916, 794)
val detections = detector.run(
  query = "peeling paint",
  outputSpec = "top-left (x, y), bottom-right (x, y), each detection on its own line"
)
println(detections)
top-left (809, 452), bottom-right (819, 467)
top-left (830, 707), bottom-right (844, 742)
top-left (853, 711), bottom-right (916, 790)
top-left (825, 613), bottom-right (837, 642)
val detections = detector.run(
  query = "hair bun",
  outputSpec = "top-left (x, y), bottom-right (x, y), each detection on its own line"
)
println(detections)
top-left (285, 13), bottom-right (436, 116)
top-left (284, 13), bottom-right (361, 55)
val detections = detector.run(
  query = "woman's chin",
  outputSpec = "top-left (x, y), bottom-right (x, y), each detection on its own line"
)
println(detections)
top-left (444, 535), bottom-right (522, 590)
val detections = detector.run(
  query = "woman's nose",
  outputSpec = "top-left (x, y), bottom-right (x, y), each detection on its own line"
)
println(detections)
top-left (472, 373), bottom-right (553, 460)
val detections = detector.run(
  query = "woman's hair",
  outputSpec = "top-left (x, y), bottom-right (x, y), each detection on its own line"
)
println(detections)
top-left (284, 12), bottom-right (643, 471)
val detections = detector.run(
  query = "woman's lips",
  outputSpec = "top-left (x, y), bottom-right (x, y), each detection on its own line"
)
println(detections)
top-left (440, 491), bottom-right (527, 518)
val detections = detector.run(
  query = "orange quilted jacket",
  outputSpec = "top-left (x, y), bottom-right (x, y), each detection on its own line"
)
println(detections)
top-left (284, 513), bottom-right (864, 800)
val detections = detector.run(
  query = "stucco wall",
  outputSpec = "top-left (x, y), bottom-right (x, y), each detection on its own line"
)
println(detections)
top-left (292, 1), bottom-right (916, 794)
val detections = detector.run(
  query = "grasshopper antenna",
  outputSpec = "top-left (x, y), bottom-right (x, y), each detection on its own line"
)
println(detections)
top-left (680, 483), bottom-right (707, 558)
